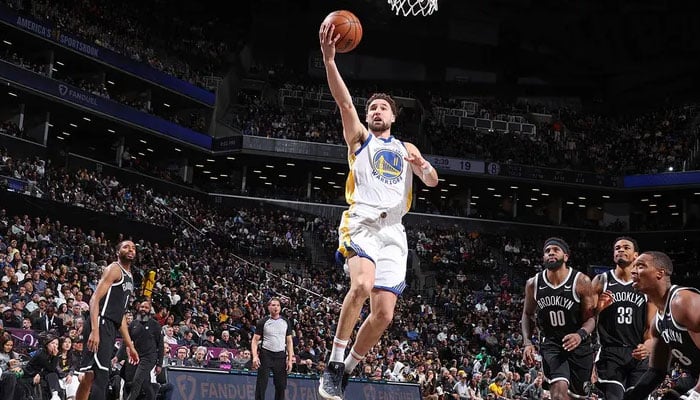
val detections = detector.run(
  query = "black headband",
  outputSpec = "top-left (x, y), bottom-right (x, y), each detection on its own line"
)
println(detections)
top-left (543, 237), bottom-right (570, 255)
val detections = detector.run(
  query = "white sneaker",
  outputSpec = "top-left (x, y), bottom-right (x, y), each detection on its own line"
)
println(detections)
top-left (50, 392), bottom-right (61, 400)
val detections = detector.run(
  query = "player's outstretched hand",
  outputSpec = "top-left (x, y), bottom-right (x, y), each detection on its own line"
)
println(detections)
top-left (127, 346), bottom-right (140, 365)
top-left (319, 23), bottom-right (340, 62)
top-left (562, 332), bottom-right (582, 352)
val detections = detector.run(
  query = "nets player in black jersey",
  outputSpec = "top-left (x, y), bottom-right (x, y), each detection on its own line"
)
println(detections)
top-left (593, 237), bottom-right (656, 400)
top-left (624, 252), bottom-right (700, 400)
top-left (522, 237), bottom-right (596, 400)
top-left (76, 240), bottom-right (139, 400)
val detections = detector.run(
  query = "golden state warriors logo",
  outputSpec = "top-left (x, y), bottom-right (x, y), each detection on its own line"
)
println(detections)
top-left (372, 149), bottom-right (404, 184)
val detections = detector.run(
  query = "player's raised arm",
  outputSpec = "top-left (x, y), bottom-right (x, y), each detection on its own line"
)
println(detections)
top-left (319, 22), bottom-right (366, 149)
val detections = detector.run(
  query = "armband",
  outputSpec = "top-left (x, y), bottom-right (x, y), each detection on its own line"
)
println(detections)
top-left (576, 328), bottom-right (588, 341)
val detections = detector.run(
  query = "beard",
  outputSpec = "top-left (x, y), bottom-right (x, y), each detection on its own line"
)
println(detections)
top-left (544, 258), bottom-right (564, 270)
top-left (369, 120), bottom-right (391, 133)
top-left (136, 312), bottom-right (150, 322)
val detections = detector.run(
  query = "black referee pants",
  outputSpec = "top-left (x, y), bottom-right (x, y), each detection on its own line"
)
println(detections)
top-left (255, 349), bottom-right (287, 400)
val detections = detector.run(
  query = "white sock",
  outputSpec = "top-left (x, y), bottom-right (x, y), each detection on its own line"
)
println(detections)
top-left (344, 348), bottom-right (364, 373)
top-left (330, 337), bottom-right (349, 363)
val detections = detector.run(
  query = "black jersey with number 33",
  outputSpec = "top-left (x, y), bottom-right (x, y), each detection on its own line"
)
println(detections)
top-left (534, 268), bottom-right (583, 343)
top-left (655, 285), bottom-right (700, 376)
top-left (597, 270), bottom-right (647, 347)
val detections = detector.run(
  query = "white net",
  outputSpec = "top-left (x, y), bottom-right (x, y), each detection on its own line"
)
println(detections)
top-left (388, 0), bottom-right (438, 16)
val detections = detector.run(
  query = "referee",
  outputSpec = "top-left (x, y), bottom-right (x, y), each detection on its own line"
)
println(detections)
top-left (251, 297), bottom-right (294, 400)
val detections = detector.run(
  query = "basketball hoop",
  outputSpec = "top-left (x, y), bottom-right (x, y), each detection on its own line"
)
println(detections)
top-left (388, 0), bottom-right (438, 16)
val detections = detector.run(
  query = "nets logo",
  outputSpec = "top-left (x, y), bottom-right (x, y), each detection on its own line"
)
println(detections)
top-left (371, 149), bottom-right (403, 185)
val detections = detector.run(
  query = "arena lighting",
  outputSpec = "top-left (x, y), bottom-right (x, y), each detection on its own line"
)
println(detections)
top-left (578, 196), bottom-right (586, 200)
top-left (61, 132), bottom-right (70, 136)
top-left (313, 176), bottom-right (322, 179)
top-left (494, 194), bottom-right (502, 198)
top-left (668, 167), bottom-right (674, 171)
top-left (2, 40), bottom-right (12, 45)
top-left (137, 152), bottom-right (145, 156)
top-left (220, 174), bottom-right (228, 177)
top-left (487, 187), bottom-right (495, 191)
top-left (107, 80), bottom-right (115, 85)
top-left (322, 166), bottom-right (331, 170)
top-left (139, 139), bottom-right (147, 144)
top-left (163, 103), bottom-right (171, 107)
top-left (333, 185), bottom-right (341, 189)
top-left (70, 123), bottom-right (78, 128)
top-left (259, 176), bottom-right (266, 179)
top-left (328, 181), bottom-right (336, 185)
top-left (672, 212), bottom-right (680, 216)
top-left (649, 204), bottom-right (657, 207)
top-left (418, 196), bottom-right (425, 200)
top-left (286, 162), bottom-right (295, 166)
top-left (146, 148), bottom-right (154, 152)
top-left (449, 183), bottom-right (457, 187)
top-left (82, 117), bottom-right (91, 121)
top-left (210, 176), bottom-right (218, 180)
top-left (530, 197), bottom-right (537, 201)
top-left (525, 204), bottom-right (533, 208)
top-left (471, 195), bottom-right (479, 199)
top-left (7, 92), bottom-right (16, 97)
top-left (195, 164), bottom-right (204, 168)
top-left (206, 159), bottom-right (215, 162)
top-left (566, 201), bottom-right (574, 205)
top-left (653, 194), bottom-right (662, 197)
top-left (541, 193), bottom-right (550, 196)
top-left (650, 210), bottom-right (658, 214)
top-left (440, 189), bottom-right (448, 192)
top-left (56, 136), bottom-right (64, 140)
top-left (264, 182), bottom-right (272, 186)
top-left (602, 195), bottom-right (610, 199)
top-left (313, 187), bottom-right (320, 190)
top-left (510, 186), bottom-right (518, 189)
top-left (174, 148), bottom-right (182, 152)
top-left (470, 202), bottom-right (477, 206)
top-left (440, 196), bottom-right (446, 199)
top-left (252, 170), bottom-right (261, 173)
top-left (47, 123), bottom-right (53, 127)
top-left (203, 171), bottom-right (211, 174)
top-left (337, 172), bottom-right (345, 175)
top-left (265, 165), bottom-right (274, 168)
top-left (107, 129), bottom-right (115, 133)
top-left (531, 188), bottom-right (540, 192)
top-left (278, 174), bottom-right (287, 178)
top-left (578, 204), bottom-right (586, 208)
top-left (55, 61), bottom-right (64, 66)
top-left (226, 156), bottom-right (235, 160)
top-left (669, 204), bottom-right (677, 208)
top-left (641, 198), bottom-right (649, 202)
top-left (438, 178), bottom-right (445, 182)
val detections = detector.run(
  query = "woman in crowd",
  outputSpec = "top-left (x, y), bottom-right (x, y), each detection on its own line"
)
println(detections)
top-left (57, 336), bottom-right (80, 400)
top-left (0, 336), bottom-right (22, 400)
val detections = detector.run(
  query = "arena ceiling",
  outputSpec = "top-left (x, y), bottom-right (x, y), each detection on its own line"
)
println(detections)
top-left (250, 0), bottom-right (700, 106)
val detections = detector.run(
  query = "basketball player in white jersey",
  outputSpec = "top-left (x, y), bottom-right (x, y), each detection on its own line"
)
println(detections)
top-left (318, 22), bottom-right (439, 400)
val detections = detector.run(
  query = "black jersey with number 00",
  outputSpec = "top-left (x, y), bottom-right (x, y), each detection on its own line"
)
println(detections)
top-left (597, 270), bottom-right (647, 347)
top-left (534, 268), bottom-right (583, 343)
top-left (655, 285), bottom-right (700, 376)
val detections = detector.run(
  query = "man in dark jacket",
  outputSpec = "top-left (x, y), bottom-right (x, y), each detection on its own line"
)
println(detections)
top-left (118, 300), bottom-right (163, 400)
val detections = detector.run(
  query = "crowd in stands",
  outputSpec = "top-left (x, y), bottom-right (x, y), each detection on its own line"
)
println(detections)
top-left (4, 0), bottom-right (242, 91)
top-left (426, 97), bottom-right (698, 176)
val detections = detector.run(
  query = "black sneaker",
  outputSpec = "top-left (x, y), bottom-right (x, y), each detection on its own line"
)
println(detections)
top-left (319, 361), bottom-right (345, 400)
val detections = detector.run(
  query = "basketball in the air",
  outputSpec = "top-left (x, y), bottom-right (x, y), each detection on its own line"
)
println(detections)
top-left (322, 10), bottom-right (362, 53)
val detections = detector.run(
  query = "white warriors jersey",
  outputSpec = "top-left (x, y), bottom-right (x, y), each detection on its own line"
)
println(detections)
top-left (345, 134), bottom-right (413, 217)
